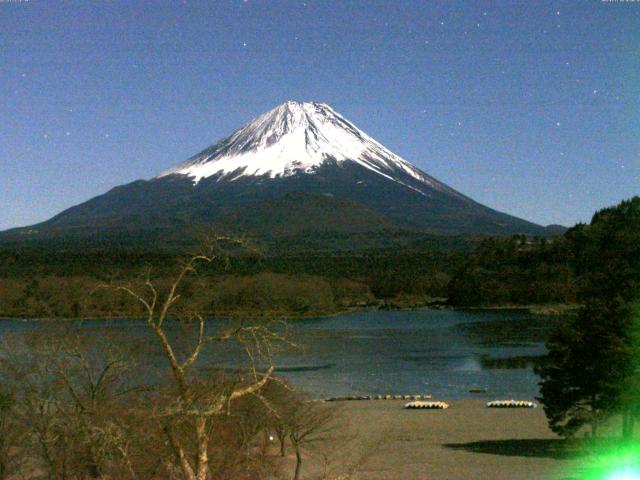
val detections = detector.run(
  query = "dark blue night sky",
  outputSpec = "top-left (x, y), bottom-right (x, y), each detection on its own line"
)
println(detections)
top-left (2, 0), bottom-right (638, 230)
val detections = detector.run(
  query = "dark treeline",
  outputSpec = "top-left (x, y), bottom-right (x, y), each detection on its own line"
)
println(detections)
top-left (0, 231), bottom-right (578, 318)
top-left (0, 247), bottom-right (458, 318)
top-left (12, 198), bottom-right (640, 318)
top-left (447, 234), bottom-right (576, 306)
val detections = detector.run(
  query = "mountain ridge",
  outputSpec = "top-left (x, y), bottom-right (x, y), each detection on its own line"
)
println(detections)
top-left (0, 101), bottom-right (563, 249)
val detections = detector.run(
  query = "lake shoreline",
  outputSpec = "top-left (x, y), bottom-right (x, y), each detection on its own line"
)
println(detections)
top-left (0, 302), bottom-right (578, 322)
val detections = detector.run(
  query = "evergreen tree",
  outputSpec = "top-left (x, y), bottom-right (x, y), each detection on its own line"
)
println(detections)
top-left (536, 299), bottom-right (631, 436)
top-left (536, 197), bottom-right (640, 437)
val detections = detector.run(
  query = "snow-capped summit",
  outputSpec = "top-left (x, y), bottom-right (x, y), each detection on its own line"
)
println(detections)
top-left (159, 101), bottom-right (456, 197)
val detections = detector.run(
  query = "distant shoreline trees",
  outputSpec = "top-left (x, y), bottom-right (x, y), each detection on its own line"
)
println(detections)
top-left (0, 233), bottom-right (578, 320)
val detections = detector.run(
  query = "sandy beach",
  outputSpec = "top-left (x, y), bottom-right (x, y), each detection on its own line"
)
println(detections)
top-left (286, 399), bottom-right (581, 480)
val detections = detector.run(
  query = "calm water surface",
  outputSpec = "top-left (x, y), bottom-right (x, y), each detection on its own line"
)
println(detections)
top-left (0, 309), bottom-right (560, 400)
top-left (270, 309), bottom-right (557, 399)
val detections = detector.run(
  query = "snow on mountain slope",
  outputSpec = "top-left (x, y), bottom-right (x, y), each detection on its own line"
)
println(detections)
top-left (159, 101), bottom-right (461, 198)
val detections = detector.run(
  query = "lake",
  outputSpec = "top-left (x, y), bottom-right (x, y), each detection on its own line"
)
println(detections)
top-left (270, 309), bottom-right (558, 400)
top-left (0, 309), bottom-right (560, 400)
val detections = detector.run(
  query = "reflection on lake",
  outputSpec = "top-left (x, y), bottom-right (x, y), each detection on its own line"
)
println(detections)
top-left (0, 309), bottom-right (563, 400)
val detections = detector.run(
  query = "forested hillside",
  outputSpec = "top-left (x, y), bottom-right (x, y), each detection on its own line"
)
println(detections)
top-left (6, 198), bottom-right (638, 318)
top-left (0, 223), bottom-right (586, 319)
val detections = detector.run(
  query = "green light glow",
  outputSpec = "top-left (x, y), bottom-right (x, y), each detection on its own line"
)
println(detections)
top-left (571, 442), bottom-right (640, 480)
top-left (605, 467), bottom-right (640, 480)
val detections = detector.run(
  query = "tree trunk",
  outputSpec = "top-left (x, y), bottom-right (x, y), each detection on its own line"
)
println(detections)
top-left (165, 425), bottom-right (197, 480)
top-left (195, 417), bottom-right (209, 480)
top-left (277, 429), bottom-right (286, 456)
top-left (293, 446), bottom-right (302, 480)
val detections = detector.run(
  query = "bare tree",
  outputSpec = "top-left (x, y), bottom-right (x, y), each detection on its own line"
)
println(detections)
top-left (0, 324), bottom-right (144, 479)
top-left (0, 242), bottom-right (320, 479)
top-left (97, 245), bottom-right (289, 480)
top-left (283, 399), bottom-right (337, 480)
top-left (260, 378), bottom-right (297, 458)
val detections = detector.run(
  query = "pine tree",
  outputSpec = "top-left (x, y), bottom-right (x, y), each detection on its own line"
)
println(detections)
top-left (536, 197), bottom-right (640, 438)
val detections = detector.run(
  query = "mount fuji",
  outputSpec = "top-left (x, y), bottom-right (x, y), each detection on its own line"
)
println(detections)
top-left (2, 101), bottom-right (559, 249)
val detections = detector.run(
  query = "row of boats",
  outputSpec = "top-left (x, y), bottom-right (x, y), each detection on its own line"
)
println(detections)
top-left (322, 394), bottom-right (537, 409)
top-left (404, 399), bottom-right (537, 409)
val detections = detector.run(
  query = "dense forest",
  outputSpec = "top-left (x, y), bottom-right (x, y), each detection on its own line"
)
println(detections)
top-left (0, 239), bottom-right (571, 319)
top-left (447, 234), bottom-right (575, 307)
top-left (2, 198), bottom-right (637, 319)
